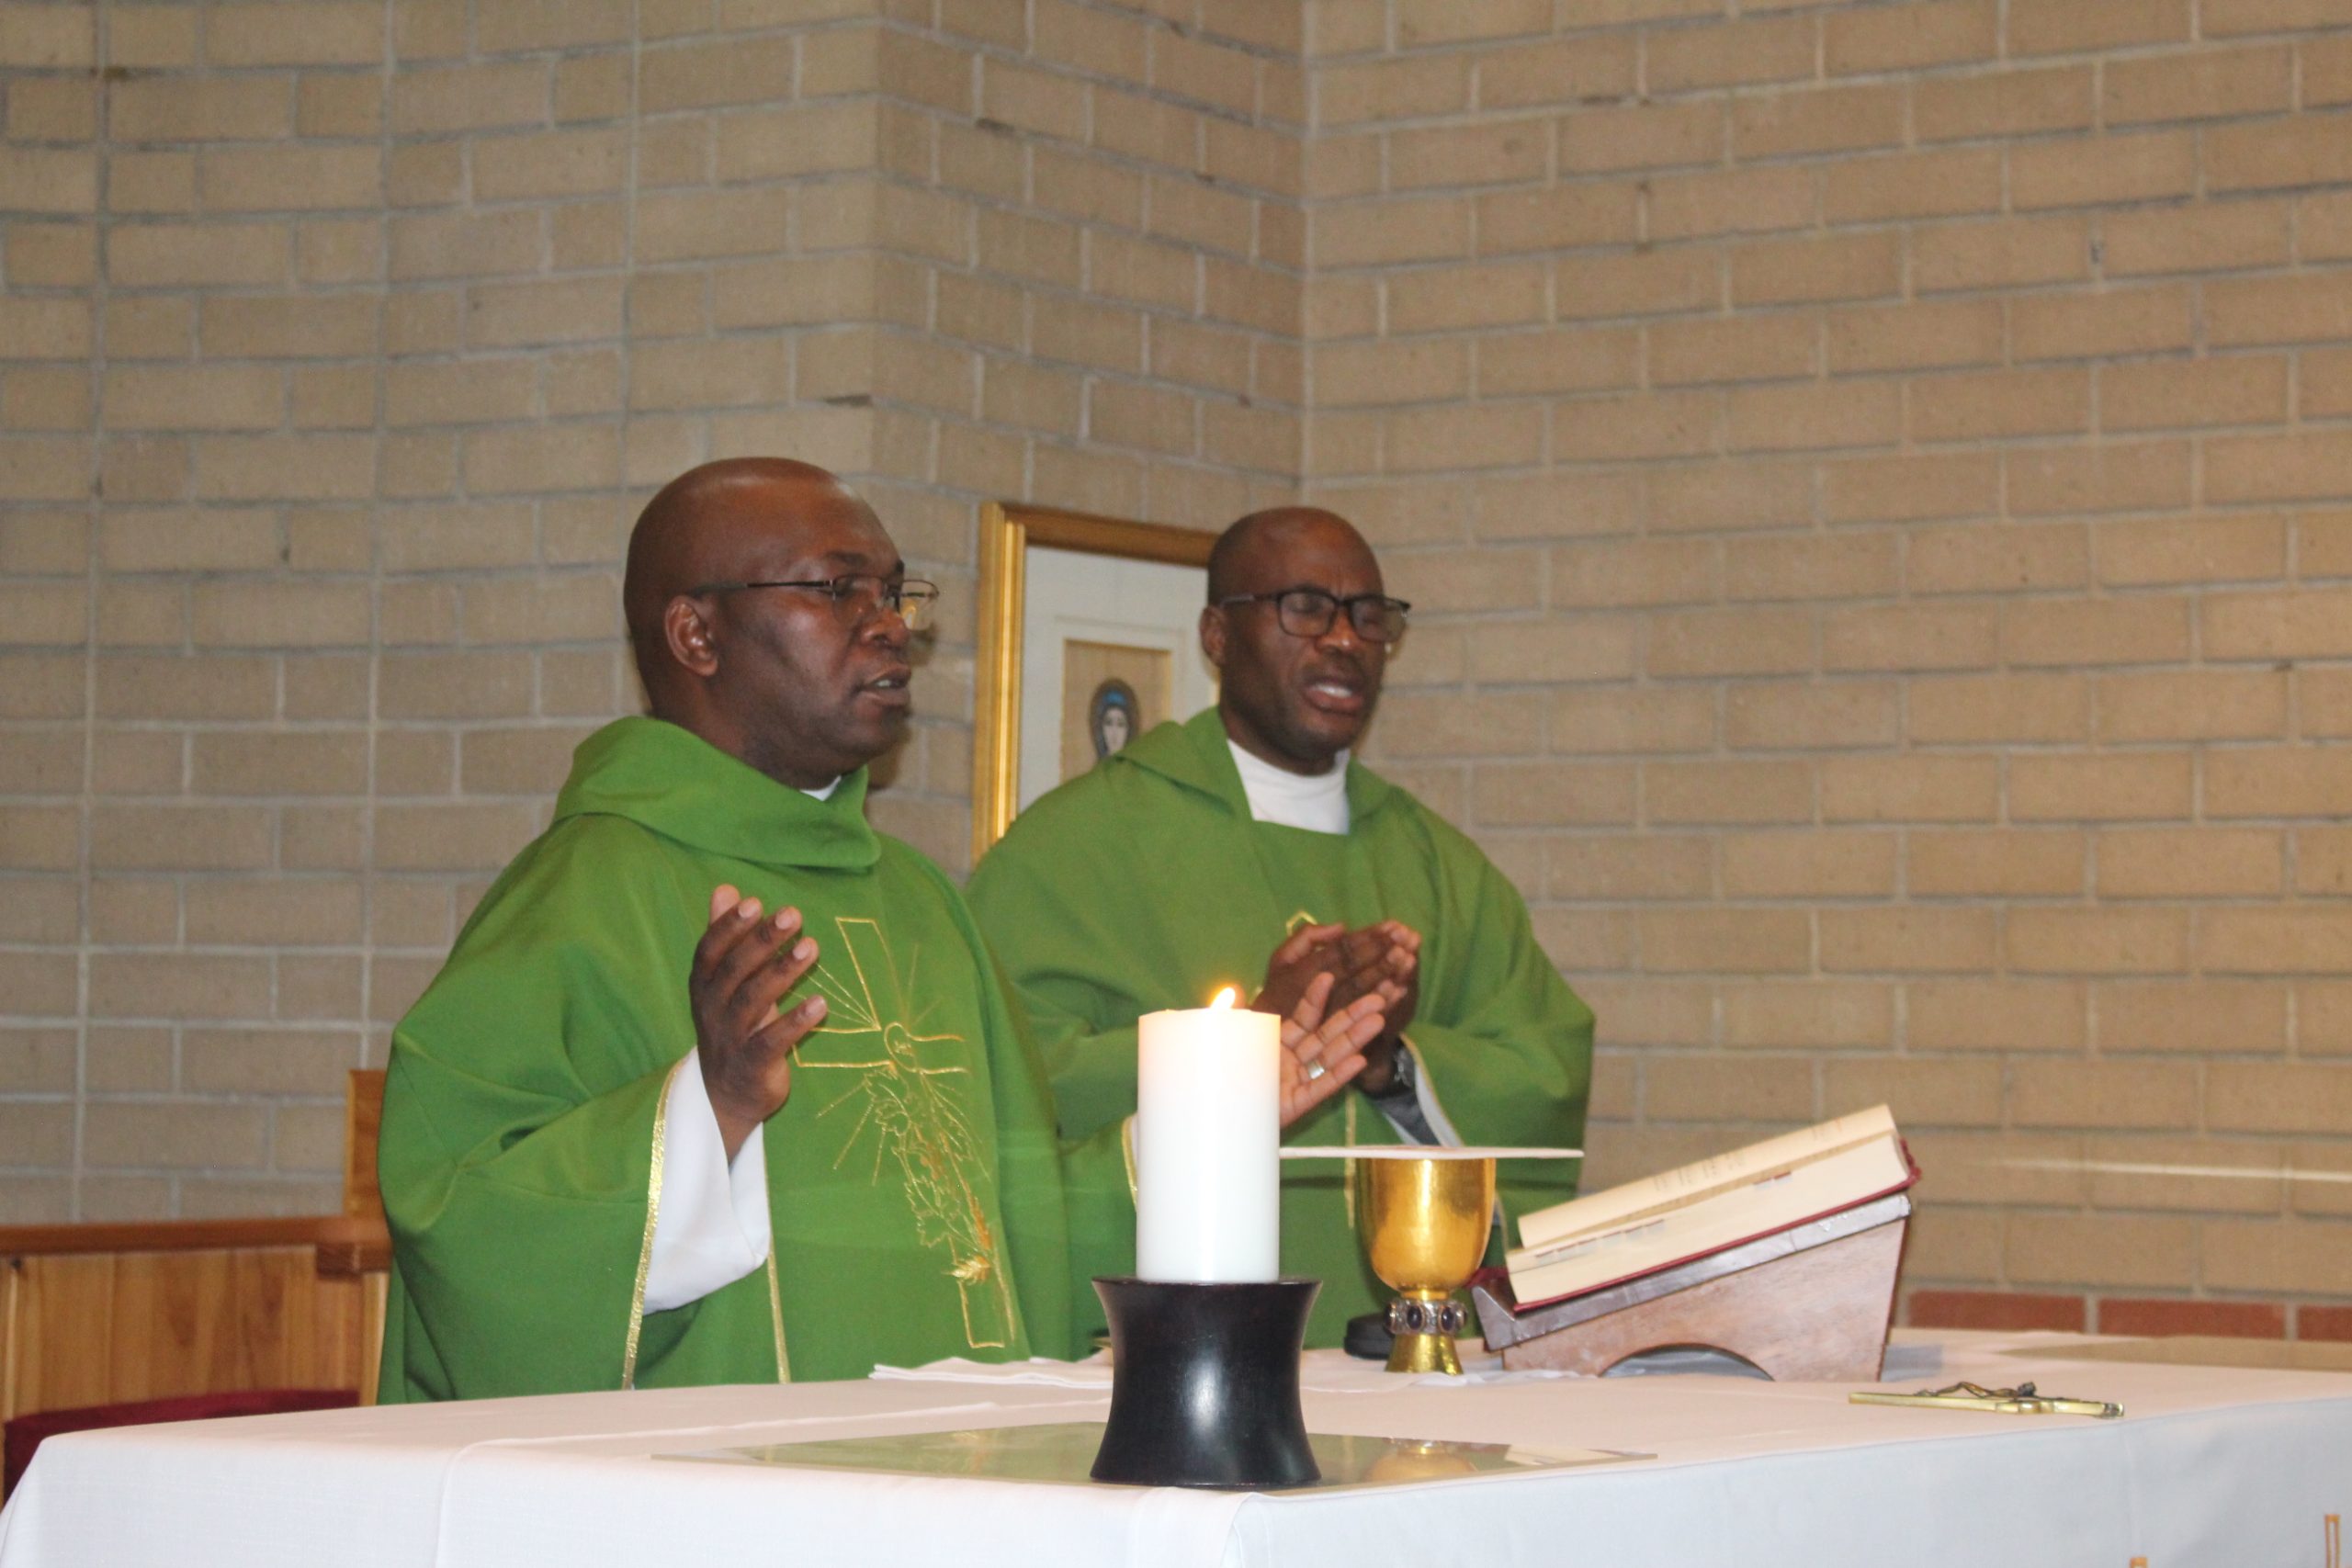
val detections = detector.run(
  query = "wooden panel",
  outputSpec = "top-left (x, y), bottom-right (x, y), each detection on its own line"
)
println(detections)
top-left (0, 1073), bottom-right (388, 1484)
top-left (345, 1069), bottom-right (385, 1221)
top-left (327, 1069), bottom-right (390, 1274)
top-left (0, 1213), bottom-right (377, 1258)
top-left (13, 1254), bottom-right (118, 1416)
top-left (0, 1077), bottom-right (390, 1447)
top-left (1499, 1221), bottom-right (1905, 1382)
top-left (107, 1250), bottom-right (166, 1401)
top-left (360, 1273), bottom-right (386, 1405)
top-left (314, 1234), bottom-right (391, 1276)
top-left (2, 1261), bottom-right (21, 1427)
top-left (1, 1249), bottom-right (370, 1424)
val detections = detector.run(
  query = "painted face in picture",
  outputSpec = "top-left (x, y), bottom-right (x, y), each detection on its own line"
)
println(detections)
top-left (1091, 681), bottom-right (1139, 759)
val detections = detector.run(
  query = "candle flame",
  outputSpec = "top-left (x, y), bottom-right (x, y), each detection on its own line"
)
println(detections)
top-left (1209, 986), bottom-right (1238, 1010)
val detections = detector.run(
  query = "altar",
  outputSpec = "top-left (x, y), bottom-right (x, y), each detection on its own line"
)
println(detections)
top-left (3, 1330), bottom-right (2346, 1568)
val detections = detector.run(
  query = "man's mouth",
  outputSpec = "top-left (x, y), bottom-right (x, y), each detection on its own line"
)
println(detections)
top-left (1301, 669), bottom-right (1368, 715)
top-left (862, 666), bottom-right (912, 708)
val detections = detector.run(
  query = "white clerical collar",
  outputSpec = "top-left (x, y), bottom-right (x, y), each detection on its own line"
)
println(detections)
top-left (1227, 739), bottom-right (1350, 835)
top-left (801, 778), bottom-right (840, 802)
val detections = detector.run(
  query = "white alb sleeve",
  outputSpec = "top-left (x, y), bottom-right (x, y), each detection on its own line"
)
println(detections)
top-left (642, 1054), bottom-right (773, 1313)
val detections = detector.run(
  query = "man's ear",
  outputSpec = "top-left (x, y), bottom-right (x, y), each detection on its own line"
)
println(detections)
top-left (664, 595), bottom-right (720, 678)
top-left (1198, 604), bottom-right (1227, 671)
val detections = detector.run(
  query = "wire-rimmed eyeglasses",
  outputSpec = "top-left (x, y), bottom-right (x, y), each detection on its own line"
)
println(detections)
top-left (693, 574), bottom-right (939, 632)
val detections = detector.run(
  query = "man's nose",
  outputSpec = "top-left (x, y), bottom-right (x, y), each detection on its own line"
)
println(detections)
top-left (866, 600), bottom-right (913, 649)
top-left (1315, 604), bottom-right (1364, 655)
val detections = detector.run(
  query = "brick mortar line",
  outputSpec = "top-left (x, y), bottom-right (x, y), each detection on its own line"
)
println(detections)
top-left (345, 0), bottom-right (399, 1169)
top-left (1303, 24), bottom-right (2343, 69)
top-left (879, 13), bottom-right (1305, 118)
top-left (68, 0), bottom-right (120, 1223)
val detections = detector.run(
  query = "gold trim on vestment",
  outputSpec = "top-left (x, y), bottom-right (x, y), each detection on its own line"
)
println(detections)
top-left (765, 1250), bottom-right (789, 1382)
top-left (1343, 1093), bottom-right (1358, 1229)
top-left (622, 1063), bottom-right (677, 1391)
top-left (1281, 904), bottom-right (1365, 1228)
top-left (1120, 1114), bottom-right (1138, 1205)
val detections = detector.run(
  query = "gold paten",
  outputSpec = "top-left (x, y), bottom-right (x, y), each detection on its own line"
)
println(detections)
top-left (1355, 1155), bottom-right (1497, 1376)
top-left (1361, 1438), bottom-right (1484, 1484)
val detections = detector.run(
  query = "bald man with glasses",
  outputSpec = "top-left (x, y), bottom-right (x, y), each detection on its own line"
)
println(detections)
top-left (374, 466), bottom-right (1382, 1400)
top-left (969, 507), bottom-right (1597, 1350)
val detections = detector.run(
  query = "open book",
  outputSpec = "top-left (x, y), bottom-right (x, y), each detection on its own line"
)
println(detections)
top-left (1503, 1105), bottom-right (1917, 1309)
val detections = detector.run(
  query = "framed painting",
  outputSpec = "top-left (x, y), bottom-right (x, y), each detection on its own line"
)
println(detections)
top-left (970, 502), bottom-right (1220, 861)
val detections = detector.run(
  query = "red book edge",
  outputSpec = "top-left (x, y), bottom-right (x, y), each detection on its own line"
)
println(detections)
top-left (1487, 1139), bottom-right (1921, 1316)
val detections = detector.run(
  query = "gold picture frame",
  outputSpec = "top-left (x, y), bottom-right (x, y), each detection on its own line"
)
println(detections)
top-left (970, 502), bottom-right (1218, 863)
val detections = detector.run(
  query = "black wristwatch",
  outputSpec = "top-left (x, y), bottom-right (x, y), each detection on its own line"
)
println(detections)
top-left (1361, 1040), bottom-right (1418, 1109)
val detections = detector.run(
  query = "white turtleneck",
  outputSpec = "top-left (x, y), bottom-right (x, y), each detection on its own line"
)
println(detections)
top-left (1228, 739), bottom-right (1351, 834)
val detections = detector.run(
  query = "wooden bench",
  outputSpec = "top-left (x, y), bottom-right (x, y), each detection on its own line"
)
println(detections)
top-left (0, 1071), bottom-right (390, 1500)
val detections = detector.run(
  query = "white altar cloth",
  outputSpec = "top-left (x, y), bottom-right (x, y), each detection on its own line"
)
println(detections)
top-left (3, 1331), bottom-right (2347, 1568)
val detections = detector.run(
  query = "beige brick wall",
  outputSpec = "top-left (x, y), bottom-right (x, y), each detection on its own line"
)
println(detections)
top-left (0, 0), bottom-right (1297, 1220)
top-left (6, 0), bottom-right (2350, 1316)
top-left (1305, 0), bottom-right (2352, 1311)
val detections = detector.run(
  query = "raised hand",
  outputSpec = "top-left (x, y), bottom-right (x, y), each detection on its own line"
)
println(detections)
top-left (1278, 971), bottom-right (1385, 1127)
top-left (690, 884), bottom-right (828, 1159)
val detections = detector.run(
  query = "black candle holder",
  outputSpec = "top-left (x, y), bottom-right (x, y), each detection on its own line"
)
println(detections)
top-left (1089, 1276), bottom-right (1321, 1490)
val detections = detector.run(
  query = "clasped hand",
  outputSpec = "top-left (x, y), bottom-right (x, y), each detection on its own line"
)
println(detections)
top-left (1253, 919), bottom-right (1421, 1095)
top-left (691, 886), bottom-right (1386, 1160)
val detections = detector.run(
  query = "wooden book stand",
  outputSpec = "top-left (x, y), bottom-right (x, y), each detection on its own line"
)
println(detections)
top-left (1470, 1192), bottom-right (1909, 1382)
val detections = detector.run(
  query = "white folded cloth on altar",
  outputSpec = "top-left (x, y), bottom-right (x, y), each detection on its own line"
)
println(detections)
top-left (868, 1348), bottom-right (1580, 1392)
top-left (868, 1356), bottom-right (1115, 1388)
top-left (13, 1332), bottom-right (2352, 1568)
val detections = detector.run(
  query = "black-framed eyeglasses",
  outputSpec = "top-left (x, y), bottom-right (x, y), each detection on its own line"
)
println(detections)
top-left (1216, 587), bottom-right (1410, 644)
top-left (692, 574), bottom-right (939, 632)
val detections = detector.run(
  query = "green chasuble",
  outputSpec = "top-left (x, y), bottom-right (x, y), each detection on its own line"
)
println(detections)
top-left (379, 716), bottom-right (1133, 1401)
top-left (967, 706), bottom-right (1594, 1347)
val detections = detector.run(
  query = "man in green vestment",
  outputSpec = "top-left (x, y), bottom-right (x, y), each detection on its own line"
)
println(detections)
top-left (967, 507), bottom-right (1596, 1347)
top-left (378, 462), bottom-right (1379, 1400)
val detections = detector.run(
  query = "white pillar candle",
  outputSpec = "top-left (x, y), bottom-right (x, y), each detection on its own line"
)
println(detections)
top-left (1135, 987), bottom-right (1281, 1283)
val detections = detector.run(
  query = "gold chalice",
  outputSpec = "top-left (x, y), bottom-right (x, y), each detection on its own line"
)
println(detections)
top-left (1353, 1152), bottom-right (1497, 1375)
